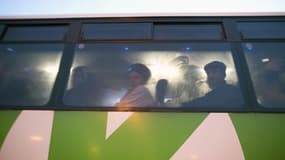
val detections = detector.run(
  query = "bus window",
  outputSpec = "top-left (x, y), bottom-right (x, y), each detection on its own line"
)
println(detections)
top-left (154, 24), bottom-right (224, 40)
top-left (64, 43), bottom-right (244, 108)
top-left (82, 23), bottom-right (152, 40)
top-left (0, 44), bottom-right (63, 106)
top-left (3, 26), bottom-right (67, 41)
top-left (238, 22), bottom-right (285, 39)
top-left (243, 43), bottom-right (285, 108)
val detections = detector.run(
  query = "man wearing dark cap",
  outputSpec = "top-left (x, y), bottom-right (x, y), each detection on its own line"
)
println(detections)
top-left (182, 61), bottom-right (244, 107)
top-left (116, 63), bottom-right (155, 107)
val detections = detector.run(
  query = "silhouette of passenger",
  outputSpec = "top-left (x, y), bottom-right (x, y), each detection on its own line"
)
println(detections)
top-left (165, 56), bottom-right (205, 106)
top-left (255, 57), bottom-right (285, 107)
top-left (155, 79), bottom-right (168, 106)
top-left (182, 61), bottom-right (244, 107)
top-left (177, 64), bottom-right (206, 102)
top-left (64, 66), bottom-right (97, 106)
top-left (116, 63), bottom-right (155, 107)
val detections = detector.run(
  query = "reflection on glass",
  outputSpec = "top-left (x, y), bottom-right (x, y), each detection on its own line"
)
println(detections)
top-left (0, 44), bottom-right (63, 106)
top-left (244, 43), bottom-right (285, 108)
top-left (64, 43), bottom-right (242, 108)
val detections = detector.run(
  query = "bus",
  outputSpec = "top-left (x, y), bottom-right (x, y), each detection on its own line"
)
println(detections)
top-left (0, 16), bottom-right (285, 160)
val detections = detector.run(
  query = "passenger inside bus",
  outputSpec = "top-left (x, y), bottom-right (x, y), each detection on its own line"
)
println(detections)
top-left (162, 56), bottom-right (207, 106)
top-left (63, 66), bottom-right (100, 106)
top-left (174, 64), bottom-right (205, 103)
top-left (115, 63), bottom-right (155, 107)
top-left (181, 61), bottom-right (244, 107)
top-left (155, 79), bottom-right (168, 106)
top-left (255, 56), bottom-right (285, 107)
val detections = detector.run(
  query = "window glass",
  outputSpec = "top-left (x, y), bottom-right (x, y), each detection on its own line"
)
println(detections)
top-left (82, 23), bottom-right (152, 40)
top-left (0, 44), bottom-right (63, 105)
top-left (243, 43), bottom-right (285, 108)
top-left (64, 43), bottom-right (244, 108)
top-left (154, 24), bottom-right (223, 40)
top-left (238, 22), bottom-right (285, 39)
top-left (3, 26), bottom-right (67, 41)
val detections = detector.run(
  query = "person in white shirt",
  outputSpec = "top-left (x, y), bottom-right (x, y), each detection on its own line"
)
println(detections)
top-left (116, 63), bottom-right (155, 107)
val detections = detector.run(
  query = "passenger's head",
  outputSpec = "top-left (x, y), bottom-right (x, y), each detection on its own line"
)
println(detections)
top-left (71, 66), bottom-right (89, 88)
top-left (127, 63), bottom-right (151, 89)
top-left (204, 61), bottom-right (226, 89)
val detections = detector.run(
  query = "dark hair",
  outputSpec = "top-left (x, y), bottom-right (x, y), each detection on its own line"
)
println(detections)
top-left (128, 63), bottom-right (151, 81)
top-left (204, 61), bottom-right (226, 77)
top-left (204, 61), bottom-right (226, 72)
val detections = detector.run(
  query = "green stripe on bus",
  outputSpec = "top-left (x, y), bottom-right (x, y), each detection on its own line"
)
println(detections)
top-left (49, 111), bottom-right (108, 160)
top-left (230, 113), bottom-right (285, 160)
top-left (49, 112), bottom-right (207, 160)
top-left (0, 111), bottom-right (21, 149)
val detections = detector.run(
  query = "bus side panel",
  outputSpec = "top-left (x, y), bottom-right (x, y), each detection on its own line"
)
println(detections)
top-left (48, 111), bottom-right (207, 160)
top-left (230, 113), bottom-right (285, 160)
top-left (0, 111), bottom-right (21, 149)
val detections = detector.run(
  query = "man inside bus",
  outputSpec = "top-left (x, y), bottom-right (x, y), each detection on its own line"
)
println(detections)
top-left (255, 56), bottom-right (285, 107)
top-left (63, 66), bottom-right (98, 106)
top-left (182, 61), bottom-right (244, 107)
top-left (116, 63), bottom-right (155, 107)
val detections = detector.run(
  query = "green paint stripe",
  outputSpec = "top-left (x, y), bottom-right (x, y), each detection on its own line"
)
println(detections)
top-left (49, 112), bottom-right (207, 160)
top-left (230, 113), bottom-right (285, 160)
top-left (102, 112), bottom-right (207, 160)
top-left (49, 111), bottom-right (108, 160)
top-left (0, 110), bottom-right (21, 149)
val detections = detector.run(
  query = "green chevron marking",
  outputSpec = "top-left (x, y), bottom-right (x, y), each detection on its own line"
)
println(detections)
top-left (49, 111), bottom-right (108, 160)
top-left (49, 112), bottom-right (207, 160)
top-left (0, 111), bottom-right (21, 149)
top-left (230, 113), bottom-right (285, 160)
